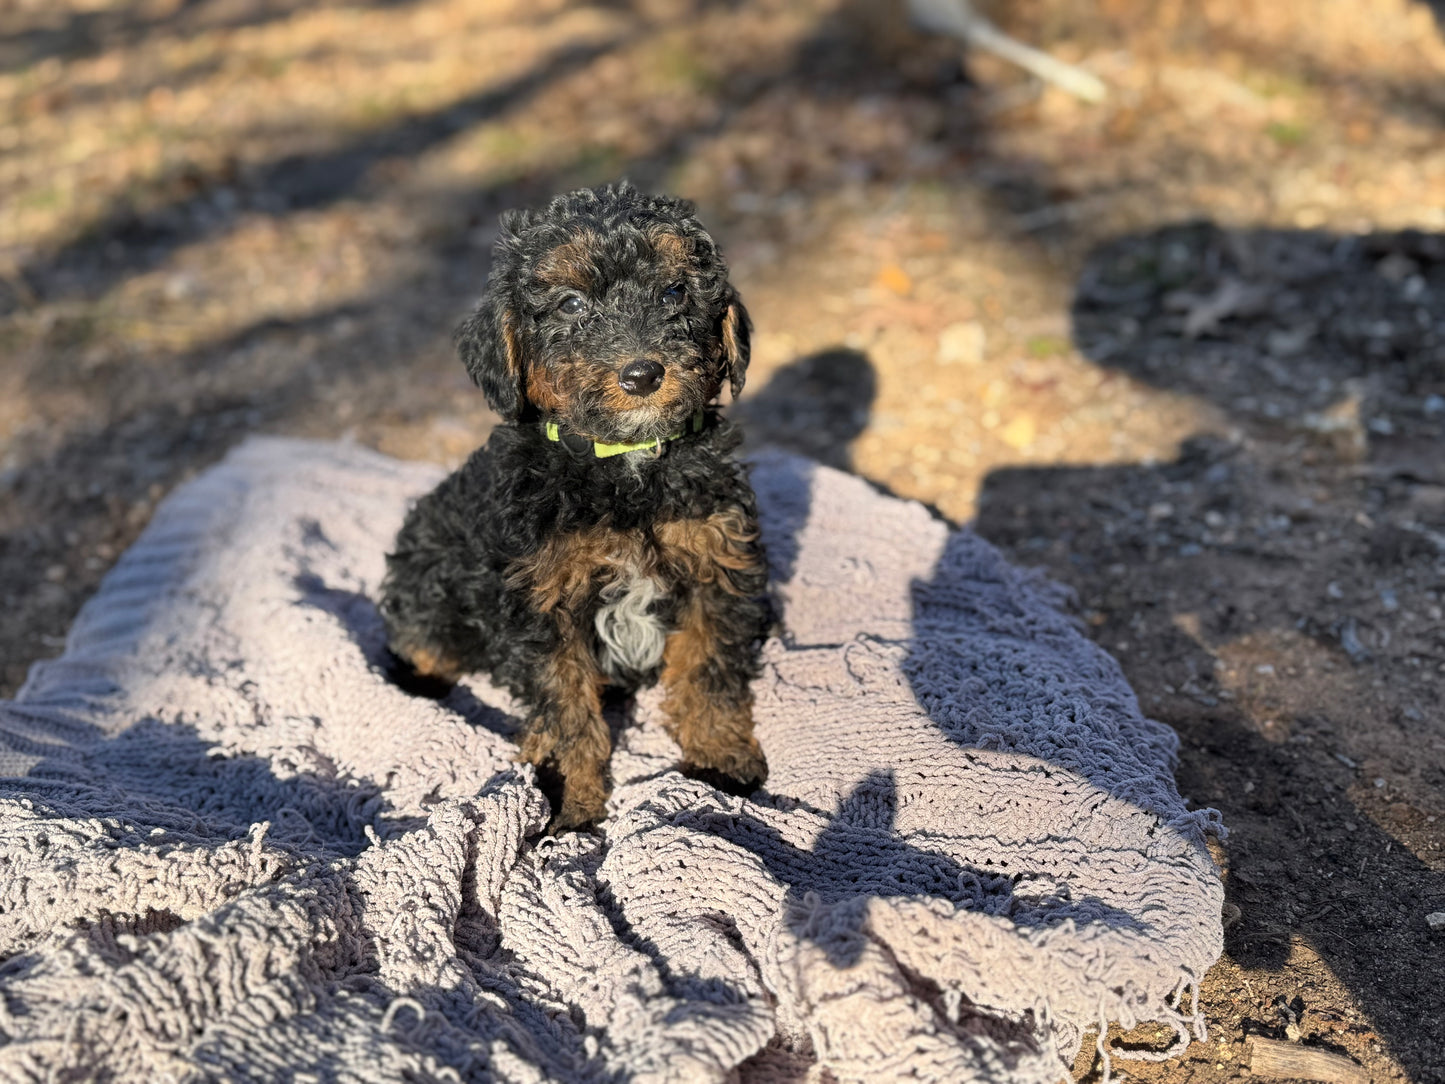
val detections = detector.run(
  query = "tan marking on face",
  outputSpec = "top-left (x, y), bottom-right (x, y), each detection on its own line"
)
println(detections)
top-left (529, 353), bottom-right (699, 432)
top-left (598, 362), bottom-right (691, 415)
top-left (655, 508), bottom-right (761, 594)
top-left (649, 229), bottom-right (693, 268)
top-left (535, 232), bottom-right (599, 291)
top-left (525, 358), bottom-right (570, 415)
top-left (601, 373), bottom-right (647, 413)
top-left (502, 313), bottom-right (522, 384)
top-left (722, 301), bottom-right (747, 375)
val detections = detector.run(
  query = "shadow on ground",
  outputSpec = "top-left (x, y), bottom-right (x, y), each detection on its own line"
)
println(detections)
top-left (0, 0), bottom-right (431, 76)
top-left (969, 222), bottom-right (1445, 1079)
top-left (742, 224), bottom-right (1445, 1080)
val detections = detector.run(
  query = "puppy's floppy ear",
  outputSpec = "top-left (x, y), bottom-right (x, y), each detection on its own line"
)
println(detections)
top-left (720, 292), bottom-right (752, 399)
top-left (455, 289), bottom-right (525, 420)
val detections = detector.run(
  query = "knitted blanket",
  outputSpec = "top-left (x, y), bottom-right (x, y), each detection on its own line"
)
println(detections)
top-left (0, 438), bottom-right (1223, 1083)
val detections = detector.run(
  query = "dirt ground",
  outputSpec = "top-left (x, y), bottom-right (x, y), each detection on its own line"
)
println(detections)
top-left (2, 0), bottom-right (1444, 1079)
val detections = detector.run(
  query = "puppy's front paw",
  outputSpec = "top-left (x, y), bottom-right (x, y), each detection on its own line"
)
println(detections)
top-left (520, 731), bottom-right (611, 833)
top-left (548, 778), bottom-right (609, 833)
top-left (684, 735), bottom-right (768, 796)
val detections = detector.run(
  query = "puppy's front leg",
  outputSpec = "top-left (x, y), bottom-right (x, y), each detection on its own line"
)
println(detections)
top-left (518, 612), bottom-right (611, 830)
top-left (659, 585), bottom-right (769, 791)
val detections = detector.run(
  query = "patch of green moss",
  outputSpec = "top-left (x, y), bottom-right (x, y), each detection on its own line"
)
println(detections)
top-left (1266, 120), bottom-right (1309, 147)
top-left (1026, 334), bottom-right (1071, 358)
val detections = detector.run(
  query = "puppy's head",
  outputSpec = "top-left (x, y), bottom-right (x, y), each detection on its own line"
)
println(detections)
top-left (456, 183), bottom-right (750, 444)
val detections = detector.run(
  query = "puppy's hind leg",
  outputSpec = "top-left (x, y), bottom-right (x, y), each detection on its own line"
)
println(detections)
top-left (378, 485), bottom-right (478, 693)
top-left (384, 636), bottom-right (464, 698)
top-left (378, 572), bottom-right (470, 693)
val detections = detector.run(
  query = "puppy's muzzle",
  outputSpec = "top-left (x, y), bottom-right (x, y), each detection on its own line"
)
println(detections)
top-left (618, 359), bottom-right (665, 397)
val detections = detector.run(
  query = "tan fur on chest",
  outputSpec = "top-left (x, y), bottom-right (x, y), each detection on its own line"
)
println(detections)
top-left (505, 510), bottom-right (760, 676)
top-left (507, 510), bottom-right (758, 611)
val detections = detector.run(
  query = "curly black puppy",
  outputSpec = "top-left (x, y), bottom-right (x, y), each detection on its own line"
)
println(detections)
top-left (379, 183), bottom-right (770, 830)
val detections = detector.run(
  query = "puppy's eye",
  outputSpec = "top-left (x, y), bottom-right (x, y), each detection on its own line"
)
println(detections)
top-left (662, 283), bottom-right (686, 305)
top-left (557, 295), bottom-right (585, 316)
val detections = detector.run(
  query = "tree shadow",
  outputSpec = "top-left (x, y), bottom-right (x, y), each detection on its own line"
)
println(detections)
top-left (4, 34), bottom-right (630, 314)
top-left (904, 524), bottom-right (1211, 836)
top-left (739, 769), bottom-right (1150, 969)
top-left (1073, 222), bottom-right (1444, 411)
top-left (5, 0), bottom-right (964, 315)
top-left (0, 699), bottom-right (586, 1079)
top-left (962, 220), bottom-right (1445, 1079)
top-left (7, 713), bottom-right (397, 859)
top-left (593, 768), bottom-right (1084, 1078)
top-left (0, 0), bottom-right (430, 76)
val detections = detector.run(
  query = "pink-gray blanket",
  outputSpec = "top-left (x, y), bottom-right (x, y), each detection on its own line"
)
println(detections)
top-left (0, 438), bottom-right (1223, 1082)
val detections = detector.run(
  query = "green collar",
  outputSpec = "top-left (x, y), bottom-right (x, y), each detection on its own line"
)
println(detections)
top-left (542, 411), bottom-right (705, 459)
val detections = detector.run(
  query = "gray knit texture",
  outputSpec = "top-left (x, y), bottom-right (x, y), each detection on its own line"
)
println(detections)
top-left (0, 437), bottom-right (1224, 1083)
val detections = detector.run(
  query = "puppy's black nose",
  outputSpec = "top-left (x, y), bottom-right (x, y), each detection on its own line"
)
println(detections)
top-left (618, 359), bottom-right (665, 396)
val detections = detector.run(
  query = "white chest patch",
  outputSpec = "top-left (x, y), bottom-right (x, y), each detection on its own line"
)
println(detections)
top-left (594, 573), bottom-right (667, 677)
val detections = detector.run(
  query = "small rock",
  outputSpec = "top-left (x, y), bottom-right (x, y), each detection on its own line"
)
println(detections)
top-left (937, 321), bottom-right (985, 365)
top-left (1337, 618), bottom-right (1369, 662)
top-left (1377, 252), bottom-right (1418, 281)
top-left (1427, 912), bottom-right (1445, 931)
top-left (163, 273), bottom-right (199, 301)
top-left (999, 415), bottom-right (1036, 451)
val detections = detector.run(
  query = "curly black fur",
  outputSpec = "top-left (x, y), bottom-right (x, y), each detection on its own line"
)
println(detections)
top-left (379, 183), bottom-right (770, 830)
